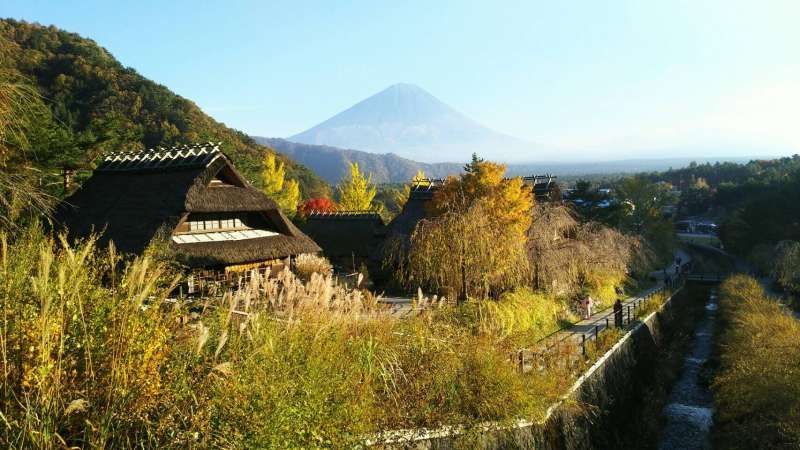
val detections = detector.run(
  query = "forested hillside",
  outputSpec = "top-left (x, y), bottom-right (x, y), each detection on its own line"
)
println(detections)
top-left (257, 137), bottom-right (463, 183)
top-left (0, 19), bottom-right (328, 197)
top-left (641, 156), bottom-right (800, 301)
top-left (643, 156), bottom-right (800, 254)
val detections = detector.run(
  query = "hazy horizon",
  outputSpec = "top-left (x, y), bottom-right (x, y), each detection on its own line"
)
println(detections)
top-left (5, 0), bottom-right (800, 161)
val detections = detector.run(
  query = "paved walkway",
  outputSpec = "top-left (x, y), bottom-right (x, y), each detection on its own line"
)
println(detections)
top-left (538, 249), bottom-right (692, 352)
top-left (381, 249), bottom-right (694, 350)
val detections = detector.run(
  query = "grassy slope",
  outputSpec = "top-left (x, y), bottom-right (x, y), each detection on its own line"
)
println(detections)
top-left (713, 275), bottom-right (800, 449)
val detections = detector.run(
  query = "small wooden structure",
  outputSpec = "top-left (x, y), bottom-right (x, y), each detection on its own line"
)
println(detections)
top-left (54, 142), bottom-right (320, 290)
top-left (523, 174), bottom-right (562, 202)
top-left (301, 210), bottom-right (386, 272)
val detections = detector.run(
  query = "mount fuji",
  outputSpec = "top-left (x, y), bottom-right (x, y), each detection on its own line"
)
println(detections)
top-left (289, 83), bottom-right (537, 163)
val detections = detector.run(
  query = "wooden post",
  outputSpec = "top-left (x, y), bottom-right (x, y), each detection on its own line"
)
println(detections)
top-left (581, 334), bottom-right (586, 356)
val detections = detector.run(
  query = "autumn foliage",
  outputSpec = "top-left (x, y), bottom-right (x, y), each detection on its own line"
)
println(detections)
top-left (261, 153), bottom-right (300, 216)
top-left (396, 156), bottom-right (533, 300)
top-left (298, 197), bottom-right (337, 217)
top-left (713, 275), bottom-right (800, 449)
top-left (336, 162), bottom-right (377, 211)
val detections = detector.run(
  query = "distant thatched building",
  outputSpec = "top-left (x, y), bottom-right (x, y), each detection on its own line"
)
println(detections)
top-left (301, 210), bottom-right (386, 272)
top-left (54, 142), bottom-right (320, 282)
top-left (385, 179), bottom-right (443, 241)
top-left (523, 174), bottom-right (562, 202)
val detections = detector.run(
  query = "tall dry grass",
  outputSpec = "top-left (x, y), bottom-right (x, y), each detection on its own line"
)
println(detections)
top-left (292, 253), bottom-right (333, 281)
top-left (713, 275), bottom-right (800, 449)
top-left (1, 226), bottom-right (588, 448)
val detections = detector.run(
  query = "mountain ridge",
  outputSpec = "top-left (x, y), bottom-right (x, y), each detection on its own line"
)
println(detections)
top-left (255, 137), bottom-right (463, 183)
top-left (257, 136), bottom-right (767, 184)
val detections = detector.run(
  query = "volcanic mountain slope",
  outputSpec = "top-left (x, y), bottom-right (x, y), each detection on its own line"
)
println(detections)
top-left (289, 83), bottom-right (536, 163)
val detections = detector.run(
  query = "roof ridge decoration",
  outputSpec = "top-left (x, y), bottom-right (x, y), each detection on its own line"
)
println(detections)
top-left (522, 174), bottom-right (558, 185)
top-left (307, 210), bottom-right (382, 219)
top-left (96, 142), bottom-right (224, 172)
top-left (410, 178), bottom-right (444, 191)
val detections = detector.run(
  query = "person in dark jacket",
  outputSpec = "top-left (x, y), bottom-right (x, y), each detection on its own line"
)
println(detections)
top-left (614, 298), bottom-right (624, 328)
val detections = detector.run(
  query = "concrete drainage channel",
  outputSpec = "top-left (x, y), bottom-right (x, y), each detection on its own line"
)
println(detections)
top-left (657, 289), bottom-right (718, 450)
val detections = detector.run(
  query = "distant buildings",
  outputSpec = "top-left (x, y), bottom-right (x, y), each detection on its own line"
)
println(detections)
top-left (523, 174), bottom-right (562, 203)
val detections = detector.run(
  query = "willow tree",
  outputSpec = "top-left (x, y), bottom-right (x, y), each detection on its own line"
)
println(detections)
top-left (397, 157), bottom-right (533, 301)
top-left (336, 162), bottom-right (376, 211)
top-left (261, 153), bottom-right (300, 216)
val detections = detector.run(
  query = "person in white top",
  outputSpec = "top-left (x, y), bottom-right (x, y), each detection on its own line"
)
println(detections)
top-left (585, 296), bottom-right (594, 319)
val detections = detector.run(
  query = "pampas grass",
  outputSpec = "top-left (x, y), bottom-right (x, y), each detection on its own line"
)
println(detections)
top-left (292, 253), bottom-right (333, 281)
top-left (0, 226), bottom-right (623, 448)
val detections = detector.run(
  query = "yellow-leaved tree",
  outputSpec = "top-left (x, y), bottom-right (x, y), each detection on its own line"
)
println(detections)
top-left (395, 154), bottom-right (534, 301)
top-left (261, 153), bottom-right (300, 216)
top-left (336, 162), bottom-right (376, 210)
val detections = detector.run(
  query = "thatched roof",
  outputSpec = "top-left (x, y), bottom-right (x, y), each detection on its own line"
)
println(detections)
top-left (301, 211), bottom-right (386, 260)
top-left (385, 181), bottom-right (441, 240)
top-left (54, 142), bottom-right (319, 267)
top-left (185, 186), bottom-right (277, 213)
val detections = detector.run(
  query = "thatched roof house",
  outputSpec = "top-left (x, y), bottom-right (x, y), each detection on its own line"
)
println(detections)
top-left (301, 210), bottom-right (386, 271)
top-left (523, 174), bottom-right (562, 202)
top-left (385, 179), bottom-right (443, 240)
top-left (54, 142), bottom-right (320, 270)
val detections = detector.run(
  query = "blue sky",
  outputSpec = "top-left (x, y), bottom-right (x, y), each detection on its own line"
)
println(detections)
top-left (4, 0), bottom-right (800, 159)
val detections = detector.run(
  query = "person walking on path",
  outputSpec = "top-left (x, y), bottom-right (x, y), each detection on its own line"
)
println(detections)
top-left (614, 298), bottom-right (624, 328)
top-left (585, 296), bottom-right (594, 319)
